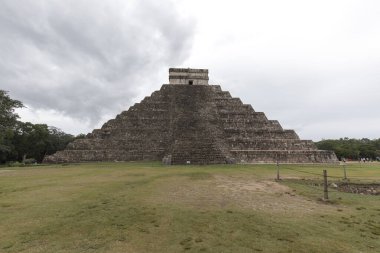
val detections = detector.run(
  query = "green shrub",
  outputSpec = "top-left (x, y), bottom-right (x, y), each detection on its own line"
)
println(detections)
top-left (24, 158), bottom-right (37, 164)
top-left (7, 161), bottom-right (25, 167)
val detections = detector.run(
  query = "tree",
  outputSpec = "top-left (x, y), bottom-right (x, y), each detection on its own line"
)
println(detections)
top-left (44, 126), bottom-right (75, 159)
top-left (12, 122), bottom-right (49, 162)
top-left (0, 90), bottom-right (76, 163)
top-left (12, 123), bottom-right (75, 163)
top-left (316, 138), bottom-right (380, 161)
top-left (0, 90), bottom-right (24, 162)
top-left (0, 90), bottom-right (23, 128)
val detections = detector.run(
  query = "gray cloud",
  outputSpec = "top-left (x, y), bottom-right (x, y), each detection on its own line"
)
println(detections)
top-left (181, 0), bottom-right (380, 140)
top-left (0, 0), bottom-right (194, 124)
top-left (2, 0), bottom-right (380, 141)
top-left (213, 61), bottom-right (380, 140)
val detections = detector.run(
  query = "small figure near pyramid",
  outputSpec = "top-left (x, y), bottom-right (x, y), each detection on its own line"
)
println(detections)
top-left (44, 68), bottom-right (338, 164)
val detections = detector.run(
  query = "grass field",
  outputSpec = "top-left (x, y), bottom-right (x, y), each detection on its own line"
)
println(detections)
top-left (0, 162), bottom-right (379, 253)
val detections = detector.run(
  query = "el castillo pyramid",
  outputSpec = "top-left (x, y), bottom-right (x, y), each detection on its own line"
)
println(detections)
top-left (44, 68), bottom-right (338, 164)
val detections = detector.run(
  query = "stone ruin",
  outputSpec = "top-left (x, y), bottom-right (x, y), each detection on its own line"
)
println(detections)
top-left (44, 68), bottom-right (338, 164)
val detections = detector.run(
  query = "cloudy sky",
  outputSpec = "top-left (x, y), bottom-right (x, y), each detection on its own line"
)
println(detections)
top-left (1, 0), bottom-right (379, 141)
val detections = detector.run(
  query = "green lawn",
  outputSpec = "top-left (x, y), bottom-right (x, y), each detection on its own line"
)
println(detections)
top-left (0, 162), bottom-right (379, 253)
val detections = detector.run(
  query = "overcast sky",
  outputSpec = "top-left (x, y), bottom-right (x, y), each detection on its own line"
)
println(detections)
top-left (1, 0), bottom-right (379, 141)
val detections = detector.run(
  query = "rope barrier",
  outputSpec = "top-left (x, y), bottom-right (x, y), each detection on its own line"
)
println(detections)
top-left (280, 166), bottom-right (378, 180)
top-left (281, 167), bottom-right (324, 177)
top-left (277, 166), bottom-right (379, 197)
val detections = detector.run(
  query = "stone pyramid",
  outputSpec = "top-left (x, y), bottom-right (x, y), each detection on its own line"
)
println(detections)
top-left (44, 68), bottom-right (338, 164)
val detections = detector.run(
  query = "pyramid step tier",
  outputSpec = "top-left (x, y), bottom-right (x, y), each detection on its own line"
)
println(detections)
top-left (227, 139), bottom-right (317, 150)
top-left (230, 150), bottom-right (337, 163)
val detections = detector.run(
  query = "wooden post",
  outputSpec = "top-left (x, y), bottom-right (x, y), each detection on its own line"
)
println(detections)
top-left (343, 162), bottom-right (347, 180)
top-left (323, 170), bottom-right (328, 200)
top-left (276, 160), bottom-right (280, 180)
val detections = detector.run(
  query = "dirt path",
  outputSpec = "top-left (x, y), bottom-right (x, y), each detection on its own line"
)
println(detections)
top-left (150, 174), bottom-right (336, 215)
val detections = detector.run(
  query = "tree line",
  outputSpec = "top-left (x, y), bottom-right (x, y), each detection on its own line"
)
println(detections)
top-left (0, 90), bottom-right (81, 164)
top-left (315, 138), bottom-right (380, 161)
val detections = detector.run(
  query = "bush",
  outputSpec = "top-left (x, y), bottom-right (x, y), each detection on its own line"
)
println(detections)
top-left (24, 158), bottom-right (37, 164)
top-left (7, 161), bottom-right (25, 167)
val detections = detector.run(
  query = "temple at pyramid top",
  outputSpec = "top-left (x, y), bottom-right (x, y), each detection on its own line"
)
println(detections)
top-left (169, 68), bottom-right (209, 85)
